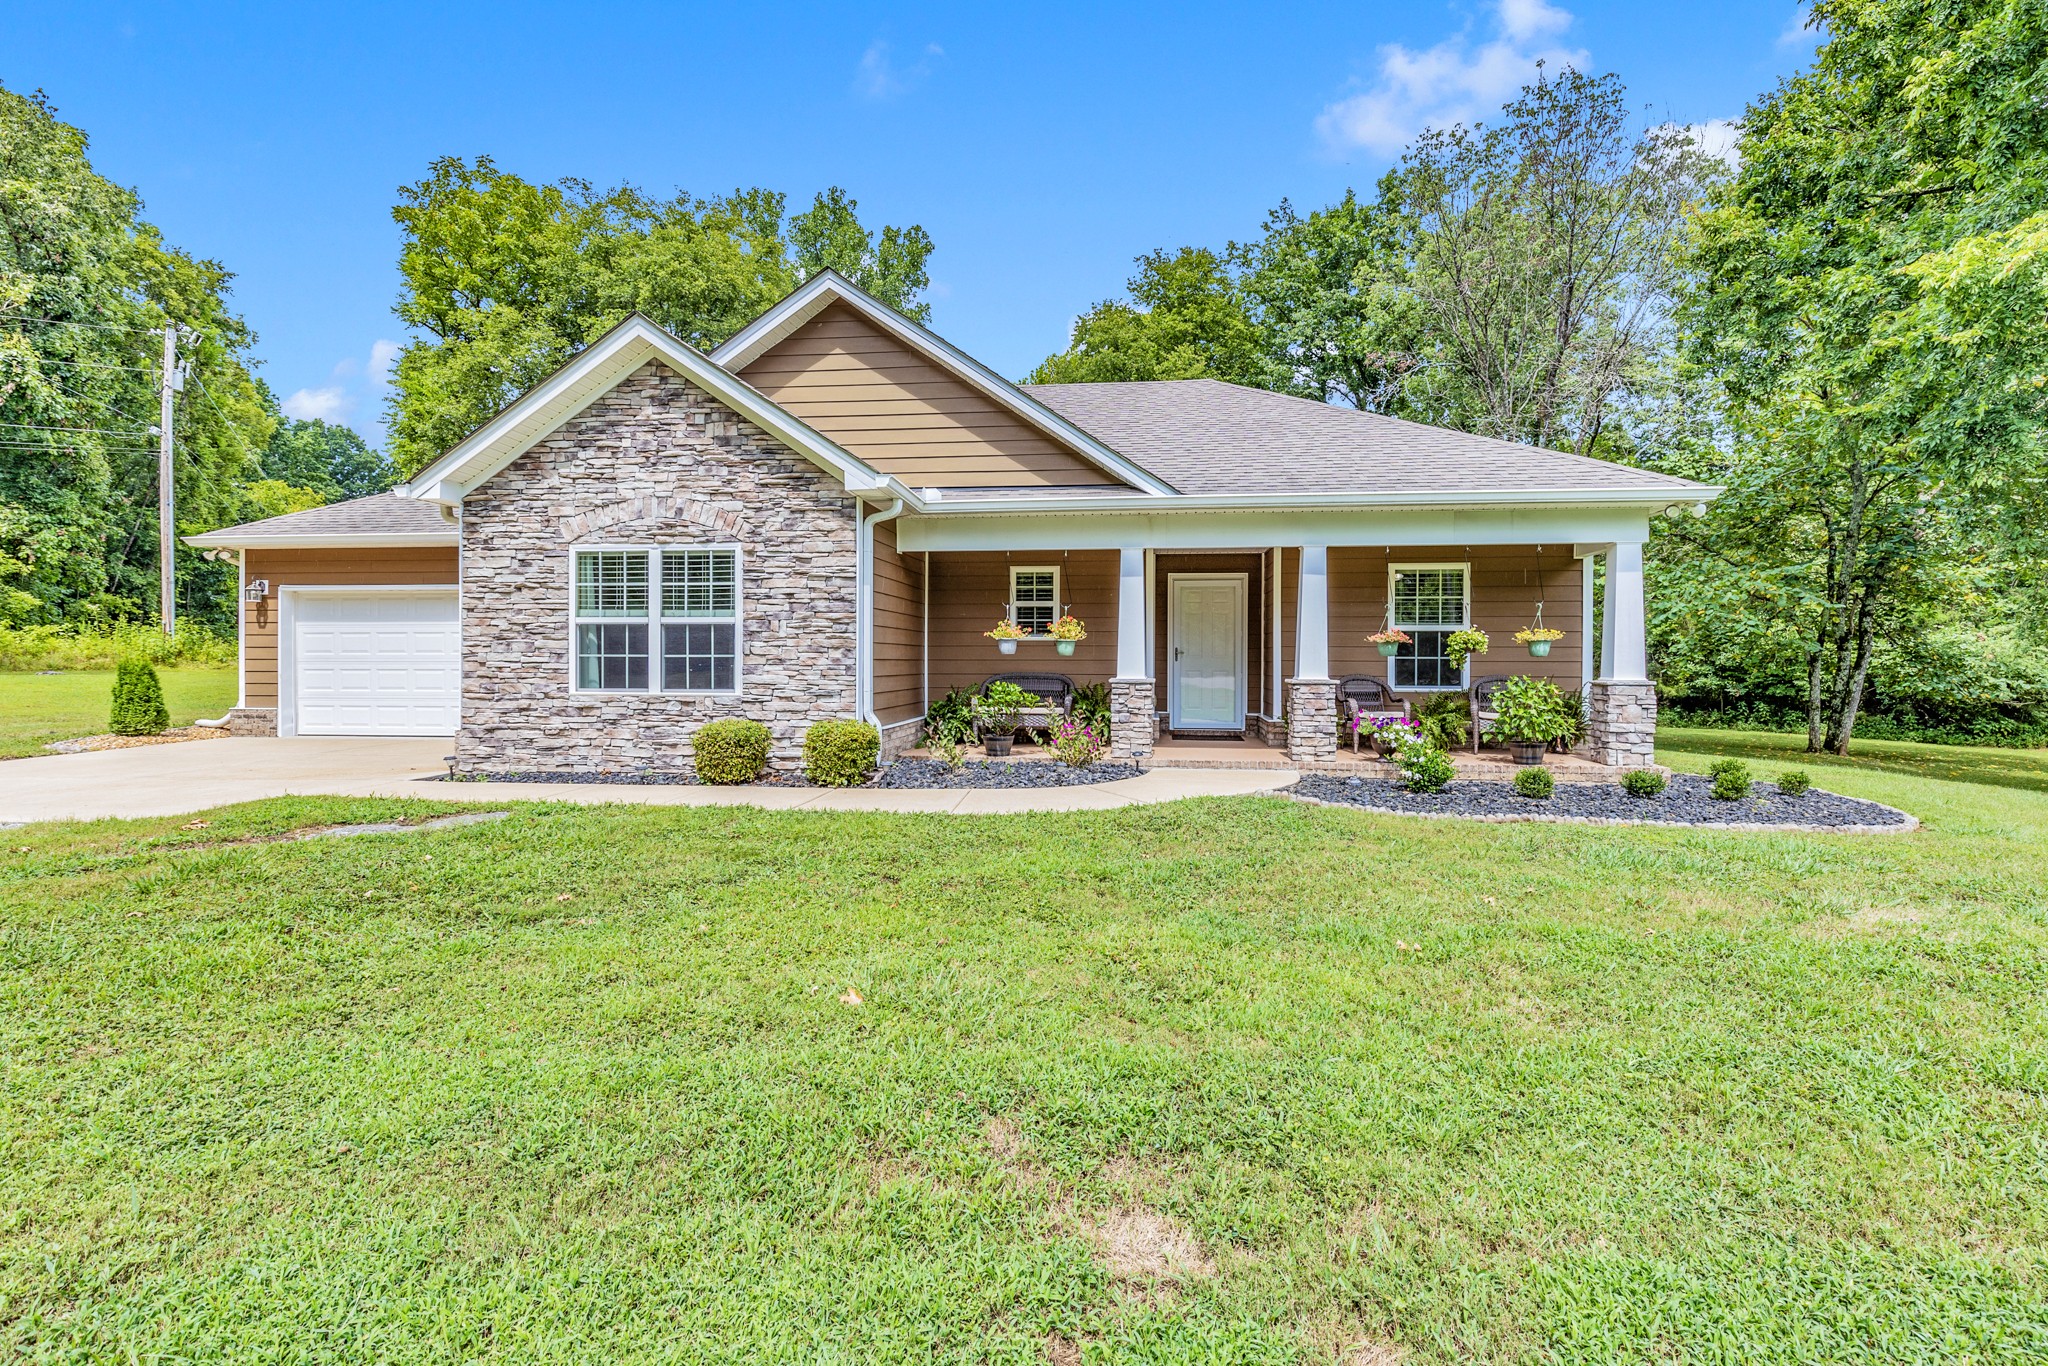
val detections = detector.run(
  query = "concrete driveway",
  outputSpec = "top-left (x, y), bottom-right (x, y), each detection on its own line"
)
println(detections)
top-left (0, 737), bottom-right (1297, 825)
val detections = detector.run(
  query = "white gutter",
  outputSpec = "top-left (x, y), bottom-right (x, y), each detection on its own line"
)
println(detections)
top-left (895, 486), bottom-right (1722, 517)
top-left (181, 532), bottom-right (459, 550)
top-left (855, 498), bottom-right (905, 728)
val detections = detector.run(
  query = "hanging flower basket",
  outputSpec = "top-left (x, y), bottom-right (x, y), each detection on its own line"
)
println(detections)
top-left (985, 619), bottom-right (1027, 655)
top-left (1368, 627), bottom-right (1412, 658)
top-left (1444, 629), bottom-right (1490, 670)
top-left (1514, 626), bottom-right (1565, 659)
top-left (1048, 614), bottom-right (1087, 657)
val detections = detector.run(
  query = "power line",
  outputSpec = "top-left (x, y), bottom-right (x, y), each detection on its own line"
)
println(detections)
top-left (25, 357), bottom-right (158, 374)
top-left (191, 374), bottom-right (266, 462)
top-left (0, 311), bottom-right (158, 334)
top-left (0, 420), bottom-right (155, 437)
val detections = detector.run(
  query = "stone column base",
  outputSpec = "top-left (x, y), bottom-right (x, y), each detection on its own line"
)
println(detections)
top-left (1286, 679), bottom-right (1338, 767)
top-left (222, 707), bottom-right (277, 737)
top-left (1585, 680), bottom-right (1657, 767)
top-left (1108, 678), bottom-right (1156, 762)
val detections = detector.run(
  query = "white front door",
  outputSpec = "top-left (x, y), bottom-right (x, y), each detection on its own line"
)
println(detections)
top-left (1168, 574), bottom-right (1247, 731)
top-left (292, 590), bottom-right (460, 736)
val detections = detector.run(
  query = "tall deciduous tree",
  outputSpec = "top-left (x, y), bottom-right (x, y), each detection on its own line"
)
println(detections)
top-left (1025, 248), bottom-right (1272, 386)
top-left (1680, 0), bottom-right (2048, 753)
top-left (386, 157), bottom-right (934, 475)
top-left (260, 416), bottom-right (392, 502)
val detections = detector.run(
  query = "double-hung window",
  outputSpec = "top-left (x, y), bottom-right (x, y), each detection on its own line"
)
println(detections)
top-left (1009, 566), bottom-right (1060, 636)
top-left (1388, 564), bottom-right (1469, 689)
top-left (573, 547), bottom-right (740, 693)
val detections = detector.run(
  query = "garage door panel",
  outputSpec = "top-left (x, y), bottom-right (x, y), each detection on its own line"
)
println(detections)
top-left (294, 591), bottom-right (459, 736)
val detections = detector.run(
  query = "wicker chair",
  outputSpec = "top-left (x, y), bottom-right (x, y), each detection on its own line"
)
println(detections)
top-left (1469, 675), bottom-right (1512, 752)
top-left (1337, 674), bottom-right (1409, 753)
top-left (981, 672), bottom-right (1075, 735)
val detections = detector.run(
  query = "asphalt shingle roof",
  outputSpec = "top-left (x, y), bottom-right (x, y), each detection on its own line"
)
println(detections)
top-left (1022, 378), bottom-right (1707, 497)
top-left (197, 493), bottom-right (454, 539)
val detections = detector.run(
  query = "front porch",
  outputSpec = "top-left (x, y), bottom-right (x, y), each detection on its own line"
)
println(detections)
top-left (907, 731), bottom-right (1628, 780)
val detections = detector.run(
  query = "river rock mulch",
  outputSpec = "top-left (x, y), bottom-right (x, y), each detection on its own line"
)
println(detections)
top-left (1292, 772), bottom-right (1915, 831)
top-left (43, 725), bottom-right (229, 755)
top-left (871, 759), bottom-right (1145, 789)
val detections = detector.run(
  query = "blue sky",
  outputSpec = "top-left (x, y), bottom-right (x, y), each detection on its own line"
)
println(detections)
top-left (5, 1), bottom-right (1819, 448)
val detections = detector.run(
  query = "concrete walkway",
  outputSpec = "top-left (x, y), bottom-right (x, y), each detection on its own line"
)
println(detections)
top-left (0, 737), bottom-right (1297, 825)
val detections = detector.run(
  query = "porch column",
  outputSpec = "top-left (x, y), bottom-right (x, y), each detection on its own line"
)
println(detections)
top-left (1286, 545), bottom-right (1337, 767)
top-left (1586, 539), bottom-right (1656, 768)
top-left (1109, 545), bottom-right (1155, 762)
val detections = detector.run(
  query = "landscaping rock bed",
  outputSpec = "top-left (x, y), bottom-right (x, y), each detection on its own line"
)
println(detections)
top-left (872, 759), bottom-right (1144, 789)
top-left (1293, 772), bottom-right (1915, 830)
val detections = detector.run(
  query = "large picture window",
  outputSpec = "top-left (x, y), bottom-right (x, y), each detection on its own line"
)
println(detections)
top-left (1388, 564), bottom-right (1469, 690)
top-left (573, 547), bottom-right (740, 693)
top-left (1009, 566), bottom-right (1060, 635)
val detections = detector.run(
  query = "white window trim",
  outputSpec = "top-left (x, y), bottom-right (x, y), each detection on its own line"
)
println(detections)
top-left (1007, 564), bottom-right (1063, 640)
top-left (1387, 561), bottom-right (1472, 692)
top-left (567, 543), bottom-right (744, 696)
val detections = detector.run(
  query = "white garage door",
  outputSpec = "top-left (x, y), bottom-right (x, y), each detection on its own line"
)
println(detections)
top-left (293, 591), bottom-right (459, 736)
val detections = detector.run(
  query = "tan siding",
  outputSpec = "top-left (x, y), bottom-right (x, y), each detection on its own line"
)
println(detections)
top-left (240, 546), bottom-right (459, 708)
top-left (925, 550), bottom-right (1118, 698)
top-left (1280, 548), bottom-right (1298, 683)
top-left (1327, 546), bottom-right (1584, 696)
top-left (739, 302), bottom-right (1125, 487)
top-left (872, 518), bottom-right (925, 726)
top-left (1152, 553), bottom-right (1265, 719)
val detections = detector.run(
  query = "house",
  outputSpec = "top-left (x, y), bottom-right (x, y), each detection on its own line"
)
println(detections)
top-left (186, 271), bottom-right (1716, 773)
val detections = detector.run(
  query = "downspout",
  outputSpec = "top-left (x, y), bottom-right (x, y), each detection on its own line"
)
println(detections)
top-left (855, 498), bottom-right (905, 727)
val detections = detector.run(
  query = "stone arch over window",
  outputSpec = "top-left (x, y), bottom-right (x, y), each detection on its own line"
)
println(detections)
top-left (561, 495), bottom-right (742, 544)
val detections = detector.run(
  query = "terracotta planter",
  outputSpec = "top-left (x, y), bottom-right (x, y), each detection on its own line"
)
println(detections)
top-left (1376, 641), bottom-right (1401, 657)
top-left (996, 639), bottom-right (1018, 655)
top-left (1526, 640), bottom-right (1552, 658)
top-left (1508, 739), bottom-right (1547, 765)
top-left (1056, 640), bottom-right (1077, 656)
top-left (983, 732), bottom-right (1014, 757)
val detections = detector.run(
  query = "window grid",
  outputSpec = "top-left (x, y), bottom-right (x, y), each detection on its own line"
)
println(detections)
top-left (1011, 567), bottom-right (1059, 635)
top-left (1389, 565), bottom-right (1469, 691)
top-left (574, 547), bottom-right (739, 693)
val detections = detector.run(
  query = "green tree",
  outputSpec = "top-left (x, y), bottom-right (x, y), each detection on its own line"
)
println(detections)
top-left (261, 417), bottom-right (392, 502)
top-left (1679, 0), bottom-right (2048, 753)
top-left (386, 157), bottom-right (933, 475)
top-left (0, 83), bottom-right (272, 629)
top-left (1025, 248), bottom-right (1272, 387)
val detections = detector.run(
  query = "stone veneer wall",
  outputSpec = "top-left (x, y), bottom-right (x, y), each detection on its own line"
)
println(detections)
top-left (223, 706), bottom-right (277, 736)
top-left (1286, 679), bottom-right (1339, 767)
top-left (457, 361), bottom-right (859, 775)
top-left (1584, 680), bottom-right (1657, 768)
top-left (1108, 679), bottom-right (1156, 762)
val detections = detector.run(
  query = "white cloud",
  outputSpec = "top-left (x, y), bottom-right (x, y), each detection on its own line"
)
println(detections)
top-left (1680, 117), bottom-right (1742, 165)
top-left (280, 385), bottom-right (350, 422)
top-left (1315, 0), bottom-right (1592, 157)
top-left (854, 39), bottom-right (944, 101)
top-left (279, 339), bottom-right (404, 430)
top-left (1776, 5), bottom-right (1824, 51)
top-left (369, 338), bottom-right (401, 386)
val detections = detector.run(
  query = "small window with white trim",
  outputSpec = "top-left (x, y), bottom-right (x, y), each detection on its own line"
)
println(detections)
top-left (1010, 566), bottom-right (1060, 636)
top-left (1388, 564), bottom-right (1469, 689)
top-left (574, 547), bottom-right (740, 693)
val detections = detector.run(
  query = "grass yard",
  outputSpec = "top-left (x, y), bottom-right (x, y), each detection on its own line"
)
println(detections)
top-left (3, 736), bottom-right (2044, 1363)
top-left (0, 667), bottom-right (239, 760)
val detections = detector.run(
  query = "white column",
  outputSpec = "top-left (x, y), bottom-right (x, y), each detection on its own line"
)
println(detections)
top-left (1142, 549), bottom-right (1157, 679)
top-left (1115, 546), bottom-right (1150, 679)
top-left (1600, 540), bottom-right (1648, 682)
top-left (1270, 546), bottom-right (1283, 714)
top-left (1294, 545), bottom-right (1330, 680)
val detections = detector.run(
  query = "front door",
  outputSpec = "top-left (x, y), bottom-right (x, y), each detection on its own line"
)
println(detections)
top-left (1168, 574), bottom-right (1247, 731)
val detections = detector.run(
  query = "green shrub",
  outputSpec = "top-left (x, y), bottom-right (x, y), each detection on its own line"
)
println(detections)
top-left (0, 620), bottom-right (235, 672)
top-left (1414, 691), bottom-right (1471, 750)
top-left (1492, 676), bottom-right (1575, 744)
top-left (923, 688), bottom-right (976, 745)
top-left (108, 659), bottom-right (170, 736)
top-left (1395, 741), bottom-right (1456, 793)
top-left (1620, 769), bottom-right (1668, 798)
top-left (1513, 766), bottom-right (1555, 799)
top-left (803, 719), bottom-right (879, 787)
top-left (1708, 758), bottom-right (1752, 801)
top-left (692, 719), bottom-right (771, 784)
top-left (1071, 681), bottom-right (1112, 738)
top-left (1776, 768), bottom-right (1812, 796)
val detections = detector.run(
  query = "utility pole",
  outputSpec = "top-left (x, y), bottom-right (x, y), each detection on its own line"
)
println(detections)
top-left (157, 323), bottom-right (186, 635)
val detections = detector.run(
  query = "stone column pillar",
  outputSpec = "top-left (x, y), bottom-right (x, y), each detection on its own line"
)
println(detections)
top-left (1585, 680), bottom-right (1657, 767)
top-left (1109, 678), bottom-right (1156, 762)
top-left (1286, 678), bottom-right (1338, 767)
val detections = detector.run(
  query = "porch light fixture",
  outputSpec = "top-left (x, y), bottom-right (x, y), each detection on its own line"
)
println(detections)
top-left (242, 579), bottom-right (269, 602)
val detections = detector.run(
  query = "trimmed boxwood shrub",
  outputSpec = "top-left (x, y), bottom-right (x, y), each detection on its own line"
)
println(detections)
top-left (803, 719), bottom-right (879, 787)
top-left (1512, 766), bottom-right (1555, 799)
top-left (109, 659), bottom-right (170, 736)
top-left (1708, 758), bottom-right (1753, 801)
top-left (1777, 768), bottom-right (1812, 796)
top-left (1395, 742), bottom-right (1455, 793)
top-left (693, 719), bottom-right (771, 785)
top-left (1620, 769), bottom-right (1667, 798)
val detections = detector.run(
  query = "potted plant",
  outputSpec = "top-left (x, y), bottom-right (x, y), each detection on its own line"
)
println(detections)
top-left (1490, 675), bottom-right (1573, 765)
top-left (1048, 614), bottom-right (1087, 657)
top-left (971, 680), bottom-right (1040, 757)
top-left (1363, 713), bottom-right (1420, 757)
top-left (1444, 628), bottom-right (1490, 670)
top-left (1513, 626), bottom-right (1565, 658)
top-left (985, 618), bottom-right (1028, 655)
top-left (1367, 627), bottom-right (1412, 658)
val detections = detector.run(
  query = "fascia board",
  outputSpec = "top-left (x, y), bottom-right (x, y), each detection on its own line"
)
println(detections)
top-left (183, 533), bottom-right (460, 550)
top-left (908, 485), bottom-right (1723, 516)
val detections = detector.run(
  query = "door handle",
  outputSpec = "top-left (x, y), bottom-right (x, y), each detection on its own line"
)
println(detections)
top-left (1173, 647), bottom-right (1183, 660)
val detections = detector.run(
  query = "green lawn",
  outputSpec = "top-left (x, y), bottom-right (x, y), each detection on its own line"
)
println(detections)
top-left (3, 737), bottom-right (2044, 1363)
top-left (0, 667), bottom-right (239, 759)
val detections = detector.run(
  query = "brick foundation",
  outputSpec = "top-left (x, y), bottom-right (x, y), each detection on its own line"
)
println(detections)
top-left (879, 718), bottom-right (924, 761)
top-left (1585, 680), bottom-right (1657, 767)
top-left (1109, 678), bottom-right (1156, 762)
top-left (1285, 678), bottom-right (1338, 767)
top-left (223, 706), bottom-right (277, 736)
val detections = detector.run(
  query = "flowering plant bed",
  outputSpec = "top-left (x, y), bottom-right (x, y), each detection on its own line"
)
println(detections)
top-left (1291, 773), bottom-right (1914, 830)
top-left (873, 759), bottom-right (1143, 789)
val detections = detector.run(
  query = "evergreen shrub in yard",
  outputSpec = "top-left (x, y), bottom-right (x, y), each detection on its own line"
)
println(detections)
top-left (1777, 768), bottom-right (1812, 796)
top-left (1513, 766), bottom-right (1555, 799)
top-left (108, 659), bottom-right (169, 736)
top-left (803, 719), bottom-right (878, 787)
top-left (1709, 758), bottom-right (1753, 801)
top-left (1620, 769), bottom-right (1668, 798)
top-left (692, 719), bottom-right (771, 784)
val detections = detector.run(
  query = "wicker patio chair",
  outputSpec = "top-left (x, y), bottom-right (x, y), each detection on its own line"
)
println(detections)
top-left (1469, 675), bottom-right (1512, 752)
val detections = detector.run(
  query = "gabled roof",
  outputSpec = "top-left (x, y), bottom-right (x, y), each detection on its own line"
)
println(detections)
top-left (1023, 379), bottom-right (1713, 499)
top-left (398, 314), bottom-right (900, 503)
top-left (185, 493), bottom-right (457, 548)
top-left (712, 270), bottom-right (1176, 496)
